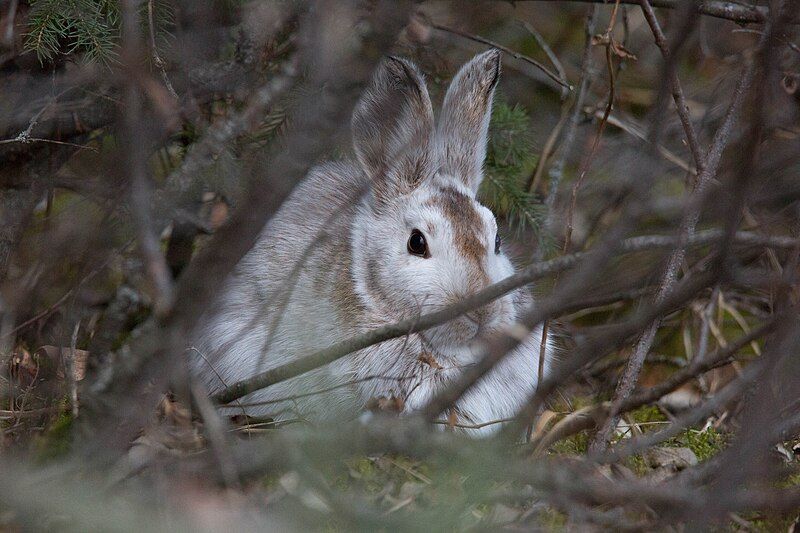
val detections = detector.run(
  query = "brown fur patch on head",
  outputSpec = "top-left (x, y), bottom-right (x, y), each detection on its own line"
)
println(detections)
top-left (429, 187), bottom-right (489, 281)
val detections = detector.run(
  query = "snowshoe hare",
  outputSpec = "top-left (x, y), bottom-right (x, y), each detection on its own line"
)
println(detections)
top-left (192, 50), bottom-right (551, 433)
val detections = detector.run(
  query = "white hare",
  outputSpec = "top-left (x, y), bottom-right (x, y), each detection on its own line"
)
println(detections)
top-left (192, 50), bottom-right (551, 433)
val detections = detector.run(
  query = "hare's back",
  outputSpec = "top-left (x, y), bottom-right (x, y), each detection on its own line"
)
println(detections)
top-left (243, 160), bottom-right (367, 276)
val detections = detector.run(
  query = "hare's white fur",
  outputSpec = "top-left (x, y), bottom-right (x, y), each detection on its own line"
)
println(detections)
top-left (192, 50), bottom-right (552, 434)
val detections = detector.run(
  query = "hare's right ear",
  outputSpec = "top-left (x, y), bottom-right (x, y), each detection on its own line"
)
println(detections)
top-left (352, 57), bottom-right (435, 205)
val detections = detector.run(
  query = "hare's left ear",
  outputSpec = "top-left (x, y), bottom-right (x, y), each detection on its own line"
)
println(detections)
top-left (435, 49), bottom-right (501, 194)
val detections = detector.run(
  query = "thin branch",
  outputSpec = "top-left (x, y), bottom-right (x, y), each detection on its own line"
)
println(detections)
top-left (431, 23), bottom-right (572, 91)
top-left (544, 5), bottom-right (599, 216)
top-left (0, 137), bottom-right (97, 151)
top-left (121, 0), bottom-right (175, 316)
top-left (531, 319), bottom-right (776, 452)
top-left (213, 229), bottom-right (798, 405)
top-left (563, 0), bottom-right (621, 254)
top-left (506, 0), bottom-right (781, 25)
top-left (519, 19), bottom-right (569, 99)
top-left (146, 0), bottom-right (178, 99)
top-left (591, 107), bottom-right (696, 175)
top-left (590, 60), bottom-right (755, 452)
top-left (639, 0), bottom-right (705, 174)
top-left (597, 356), bottom-right (765, 462)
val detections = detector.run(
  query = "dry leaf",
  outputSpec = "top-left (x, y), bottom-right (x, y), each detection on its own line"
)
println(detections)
top-left (591, 34), bottom-right (638, 61)
top-left (610, 40), bottom-right (637, 61)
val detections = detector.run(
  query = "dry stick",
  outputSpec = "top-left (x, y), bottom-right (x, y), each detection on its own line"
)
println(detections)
top-left (531, 319), bottom-right (777, 453)
top-left (591, 108), bottom-right (696, 175)
top-left (68, 321), bottom-right (80, 419)
top-left (544, 5), bottom-right (599, 215)
top-left (213, 230), bottom-right (798, 405)
top-left (0, 87), bottom-right (97, 152)
top-left (505, 0), bottom-right (776, 25)
top-left (527, 4), bottom-right (600, 437)
top-left (121, 0), bottom-right (175, 317)
top-left (528, 103), bottom-right (570, 194)
top-left (190, 382), bottom-right (242, 490)
top-left (639, 0), bottom-right (704, 174)
top-left (0, 407), bottom-right (60, 420)
top-left (0, 137), bottom-right (97, 151)
top-left (519, 19), bottom-right (569, 99)
top-left (598, 357), bottom-right (766, 463)
top-left (563, 0), bottom-right (621, 254)
top-left (533, 3), bottom-right (621, 438)
top-left (589, 49), bottom-right (755, 453)
top-left (146, 0), bottom-right (178, 100)
top-left (430, 23), bottom-right (571, 91)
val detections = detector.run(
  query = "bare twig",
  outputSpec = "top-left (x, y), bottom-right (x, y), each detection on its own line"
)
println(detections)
top-left (68, 321), bottom-right (80, 419)
top-left (563, 0), bottom-right (621, 253)
top-left (639, 0), bottom-right (705, 174)
top-left (121, 0), bottom-right (175, 317)
top-left (146, 0), bottom-right (178, 99)
top-left (213, 229), bottom-right (798, 404)
top-left (591, 107), bottom-right (696, 175)
top-left (531, 319), bottom-right (776, 452)
top-left (590, 59), bottom-right (755, 453)
top-left (520, 19), bottom-right (569, 99)
top-left (505, 0), bottom-right (782, 25)
top-left (431, 23), bottom-right (572, 91)
top-left (544, 5), bottom-right (598, 218)
top-left (190, 382), bottom-right (242, 489)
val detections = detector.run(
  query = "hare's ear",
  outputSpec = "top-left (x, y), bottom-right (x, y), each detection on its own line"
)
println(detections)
top-left (352, 57), bottom-right (435, 205)
top-left (435, 49), bottom-right (501, 194)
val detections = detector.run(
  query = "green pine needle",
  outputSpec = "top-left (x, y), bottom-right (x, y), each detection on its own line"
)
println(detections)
top-left (24, 0), bottom-right (174, 65)
top-left (480, 98), bottom-right (549, 246)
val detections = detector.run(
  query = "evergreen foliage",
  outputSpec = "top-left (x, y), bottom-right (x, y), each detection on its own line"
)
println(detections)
top-left (480, 98), bottom-right (548, 245)
top-left (25, 0), bottom-right (119, 63)
top-left (24, 0), bottom-right (173, 64)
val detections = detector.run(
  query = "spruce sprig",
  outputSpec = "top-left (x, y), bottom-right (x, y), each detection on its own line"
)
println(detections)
top-left (480, 99), bottom-right (547, 241)
top-left (25, 0), bottom-right (118, 63)
top-left (24, 0), bottom-right (174, 64)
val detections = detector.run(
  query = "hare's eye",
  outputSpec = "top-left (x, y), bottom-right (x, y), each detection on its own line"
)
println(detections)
top-left (494, 233), bottom-right (501, 255)
top-left (407, 229), bottom-right (428, 257)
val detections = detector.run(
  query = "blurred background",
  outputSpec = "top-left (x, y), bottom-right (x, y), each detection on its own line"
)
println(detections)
top-left (1, 0), bottom-right (800, 530)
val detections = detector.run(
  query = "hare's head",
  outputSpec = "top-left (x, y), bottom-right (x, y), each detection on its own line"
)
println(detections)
top-left (350, 50), bottom-right (522, 354)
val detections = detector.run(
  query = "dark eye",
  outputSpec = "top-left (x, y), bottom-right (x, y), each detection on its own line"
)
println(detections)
top-left (407, 229), bottom-right (428, 257)
top-left (494, 233), bottom-right (501, 255)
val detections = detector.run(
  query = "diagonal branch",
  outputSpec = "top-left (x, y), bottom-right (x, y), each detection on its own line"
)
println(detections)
top-left (590, 57), bottom-right (756, 452)
top-left (430, 22), bottom-right (572, 91)
top-left (502, 0), bottom-right (785, 25)
top-left (211, 229), bottom-right (799, 405)
top-left (639, 0), bottom-right (705, 174)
